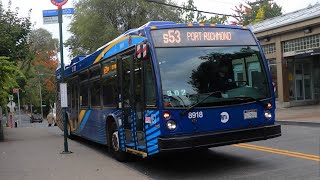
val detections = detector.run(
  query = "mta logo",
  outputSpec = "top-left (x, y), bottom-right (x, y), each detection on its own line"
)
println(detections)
top-left (220, 112), bottom-right (229, 123)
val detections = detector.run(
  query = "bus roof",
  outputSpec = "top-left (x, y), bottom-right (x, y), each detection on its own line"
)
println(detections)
top-left (56, 21), bottom-right (249, 80)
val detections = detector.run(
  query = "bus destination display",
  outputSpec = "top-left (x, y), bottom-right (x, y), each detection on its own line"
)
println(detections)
top-left (151, 28), bottom-right (257, 47)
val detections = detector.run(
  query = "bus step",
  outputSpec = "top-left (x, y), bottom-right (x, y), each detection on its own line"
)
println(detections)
top-left (137, 145), bottom-right (146, 150)
top-left (126, 142), bottom-right (135, 147)
top-left (126, 148), bottom-right (147, 158)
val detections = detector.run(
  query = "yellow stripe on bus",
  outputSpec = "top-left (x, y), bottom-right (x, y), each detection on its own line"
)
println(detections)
top-left (93, 36), bottom-right (129, 64)
top-left (93, 35), bottom-right (145, 64)
top-left (78, 110), bottom-right (86, 124)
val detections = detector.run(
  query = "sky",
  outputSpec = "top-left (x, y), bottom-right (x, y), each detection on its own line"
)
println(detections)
top-left (2, 0), bottom-right (320, 64)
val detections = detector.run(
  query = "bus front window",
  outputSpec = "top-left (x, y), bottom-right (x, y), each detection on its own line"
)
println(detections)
top-left (156, 46), bottom-right (271, 108)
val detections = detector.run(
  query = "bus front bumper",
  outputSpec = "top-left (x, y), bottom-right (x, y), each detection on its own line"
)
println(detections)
top-left (158, 124), bottom-right (281, 152)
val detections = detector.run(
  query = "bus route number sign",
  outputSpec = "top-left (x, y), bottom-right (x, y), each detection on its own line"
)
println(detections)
top-left (151, 28), bottom-right (257, 47)
top-left (162, 30), bottom-right (232, 44)
top-left (51, 0), bottom-right (68, 7)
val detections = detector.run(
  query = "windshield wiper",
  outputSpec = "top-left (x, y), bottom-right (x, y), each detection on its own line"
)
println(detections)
top-left (231, 96), bottom-right (267, 108)
top-left (180, 91), bottom-right (222, 116)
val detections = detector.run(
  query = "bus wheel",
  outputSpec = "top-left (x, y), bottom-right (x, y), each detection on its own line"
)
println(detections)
top-left (109, 122), bottom-right (128, 162)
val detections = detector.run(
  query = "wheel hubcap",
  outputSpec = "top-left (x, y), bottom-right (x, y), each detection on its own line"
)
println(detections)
top-left (112, 131), bottom-right (120, 152)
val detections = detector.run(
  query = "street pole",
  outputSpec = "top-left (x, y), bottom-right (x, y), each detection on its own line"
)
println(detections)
top-left (17, 90), bottom-right (21, 127)
top-left (58, 5), bottom-right (70, 154)
top-left (38, 75), bottom-right (43, 120)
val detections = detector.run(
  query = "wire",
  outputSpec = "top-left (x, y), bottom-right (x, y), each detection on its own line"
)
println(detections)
top-left (145, 0), bottom-right (240, 17)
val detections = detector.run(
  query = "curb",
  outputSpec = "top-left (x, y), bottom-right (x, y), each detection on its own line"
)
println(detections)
top-left (277, 120), bottom-right (320, 127)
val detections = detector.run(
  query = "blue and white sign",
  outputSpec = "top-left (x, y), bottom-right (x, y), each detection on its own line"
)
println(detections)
top-left (42, 8), bottom-right (74, 17)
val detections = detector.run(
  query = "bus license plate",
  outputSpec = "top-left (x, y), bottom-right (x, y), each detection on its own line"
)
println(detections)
top-left (244, 109), bottom-right (257, 119)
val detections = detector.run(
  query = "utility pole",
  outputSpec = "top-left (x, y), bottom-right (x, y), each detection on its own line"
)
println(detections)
top-left (17, 89), bottom-right (21, 127)
top-left (13, 88), bottom-right (21, 127)
top-left (38, 75), bottom-right (43, 120)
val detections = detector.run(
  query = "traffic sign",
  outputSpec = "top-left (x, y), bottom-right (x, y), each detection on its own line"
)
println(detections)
top-left (42, 8), bottom-right (74, 17)
top-left (13, 88), bottom-right (19, 94)
top-left (43, 16), bottom-right (59, 24)
top-left (51, 0), bottom-right (68, 7)
top-left (7, 101), bottom-right (16, 113)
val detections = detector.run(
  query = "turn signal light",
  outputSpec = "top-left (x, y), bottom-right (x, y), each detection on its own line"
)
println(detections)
top-left (163, 112), bottom-right (170, 119)
top-left (267, 103), bottom-right (272, 109)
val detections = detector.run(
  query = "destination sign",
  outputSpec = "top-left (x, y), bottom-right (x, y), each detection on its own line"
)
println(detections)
top-left (151, 28), bottom-right (257, 47)
top-left (103, 62), bottom-right (117, 75)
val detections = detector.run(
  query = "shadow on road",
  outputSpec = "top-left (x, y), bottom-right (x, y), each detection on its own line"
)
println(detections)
top-left (71, 135), bottom-right (259, 179)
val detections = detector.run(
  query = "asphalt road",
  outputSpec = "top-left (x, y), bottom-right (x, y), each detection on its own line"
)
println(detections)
top-left (124, 125), bottom-right (320, 180)
top-left (14, 111), bottom-right (48, 128)
top-left (7, 112), bottom-right (320, 180)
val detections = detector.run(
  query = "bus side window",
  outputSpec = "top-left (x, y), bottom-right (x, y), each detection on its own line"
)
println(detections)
top-left (145, 60), bottom-right (157, 106)
top-left (80, 83), bottom-right (89, 107)
top-left (102, 74), bottom-right (117, 107)
top-left (90, 80), bottom-right (101, 107)
top-left (67, 82), bottom-right (72, 108)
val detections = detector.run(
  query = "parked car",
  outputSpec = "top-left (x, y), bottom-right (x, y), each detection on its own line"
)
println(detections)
top-left (30, 113), bottom-right (43, 123)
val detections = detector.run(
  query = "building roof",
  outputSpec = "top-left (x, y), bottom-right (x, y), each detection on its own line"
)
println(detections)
top-left (250, 3), bottom-right (320, 33)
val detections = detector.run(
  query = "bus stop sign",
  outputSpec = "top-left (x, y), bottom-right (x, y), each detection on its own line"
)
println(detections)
top-left (51, 0), bottom-right (68, 7)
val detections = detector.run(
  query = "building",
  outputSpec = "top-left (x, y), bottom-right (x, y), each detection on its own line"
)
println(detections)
top-left (251, 3), bottom-right (320, 107)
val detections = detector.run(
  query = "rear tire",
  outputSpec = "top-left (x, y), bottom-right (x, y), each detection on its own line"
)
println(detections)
top-left (109, 121), bottom-right (128, 162)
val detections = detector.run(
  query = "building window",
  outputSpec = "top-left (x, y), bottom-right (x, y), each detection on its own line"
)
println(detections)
top-left (283, 34), bottom-right (320, 52)
top-left (262, 43), bottom-right (276, 54)
top-left (268, 59), bottom-right (278, 98)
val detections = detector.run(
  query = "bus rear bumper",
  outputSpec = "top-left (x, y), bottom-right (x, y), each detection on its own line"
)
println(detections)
top-left (158, 124), bottom-right (281, 152)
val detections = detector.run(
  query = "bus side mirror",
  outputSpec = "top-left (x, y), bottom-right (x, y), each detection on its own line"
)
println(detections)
top-left (135, 43), bottom-right (149, 60)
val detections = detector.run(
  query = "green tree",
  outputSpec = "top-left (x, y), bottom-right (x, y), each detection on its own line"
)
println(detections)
top-left (200, 15), bottom-right (228, 24)
top-left (66, 0), bottom-right (181, 57)
top-left (24, 28), bottom-right (58, 114)
top-left (0, 56), bottom-right (25, 106)
top-left (179, 0), bottom-right (227, 24)
top-left (232, 0), bottom-right (282, 25)
top-left (0, 0), bottom-right (32, 64)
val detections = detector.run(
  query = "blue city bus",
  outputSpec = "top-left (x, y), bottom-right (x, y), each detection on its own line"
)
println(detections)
top-left (56, 21), bottom-right (281, 161)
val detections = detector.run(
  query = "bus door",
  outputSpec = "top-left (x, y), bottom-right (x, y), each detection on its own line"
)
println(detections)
top-left (120, 55), bottom-right (145, 150)
top-left (72, 77), bottom-right (80, 131)
top-left (67, 77), bottom-right (79, 132)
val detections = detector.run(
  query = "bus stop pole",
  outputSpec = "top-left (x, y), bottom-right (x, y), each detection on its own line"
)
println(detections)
top-left (58, 5), bottom-right (71, 154)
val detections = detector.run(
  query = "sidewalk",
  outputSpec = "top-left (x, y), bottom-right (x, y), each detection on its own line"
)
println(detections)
top-left (276, 104), bottom-right (320, 125)
top-left (0, 127), bottom-right (149, 180)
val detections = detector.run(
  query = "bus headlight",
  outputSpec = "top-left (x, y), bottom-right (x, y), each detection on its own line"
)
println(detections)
top-left (264, 110), bottom-right (272, 120)
top-left (166, 120), bottom-right (177, 130)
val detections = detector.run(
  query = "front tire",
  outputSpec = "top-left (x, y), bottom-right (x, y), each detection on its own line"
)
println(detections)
top-left (109, 122), bottom-right (128, 162)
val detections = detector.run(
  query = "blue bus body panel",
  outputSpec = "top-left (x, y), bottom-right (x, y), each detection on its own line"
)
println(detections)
top-left (144, 110), bottom-right (161, 155)
top-left (160, 101), bottom-right (275, 137)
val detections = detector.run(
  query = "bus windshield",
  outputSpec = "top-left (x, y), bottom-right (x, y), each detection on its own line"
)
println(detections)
top-left (155, 46), bottom-right (271, 108)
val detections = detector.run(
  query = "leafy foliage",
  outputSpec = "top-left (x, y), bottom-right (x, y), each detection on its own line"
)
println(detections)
top-left (0, 0), bottom-right (32, 63)
top-left (24, 28), bottom-right (58, 110)
top-left (179, 0), bottom-right (227, 24)
top-left (232, 0), bottom-right (282, 25)
top-left (0, 56), bottom-right (25, 106)
top-left (66, 0), bottom-right (182, 57)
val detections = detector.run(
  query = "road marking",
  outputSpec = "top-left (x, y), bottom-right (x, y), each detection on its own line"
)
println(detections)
top-left (233, 143), bottom-right (320, 162)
